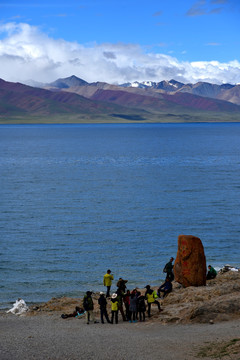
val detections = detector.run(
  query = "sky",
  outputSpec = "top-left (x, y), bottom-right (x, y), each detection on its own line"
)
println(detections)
top-left (0, 0), bottom-right (240, 85)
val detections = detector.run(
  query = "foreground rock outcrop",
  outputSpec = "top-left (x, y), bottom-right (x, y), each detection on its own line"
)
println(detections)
top-left (28, 270), bottom-right (240, 324)
top-left (161, 270), bottom-right (240, 324)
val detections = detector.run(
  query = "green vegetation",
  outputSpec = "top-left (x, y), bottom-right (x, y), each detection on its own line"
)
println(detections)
top-left (1, 110), bottom-right (240, 124)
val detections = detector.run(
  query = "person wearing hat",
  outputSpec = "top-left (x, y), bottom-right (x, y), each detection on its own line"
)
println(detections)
top-left (145, 285), bottom-right (162, 317)
top-left (110, 293), bottom-right (119, 324)
top-left (103, 269), bottom-right (114, 298)
top-left (83, 291), bottom-right (98, 324)
top-left (98, 292), bottom-right (111, 324)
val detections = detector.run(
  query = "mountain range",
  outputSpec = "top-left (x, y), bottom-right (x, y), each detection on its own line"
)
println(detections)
top-left (1, 75), bottom-right (240, 123)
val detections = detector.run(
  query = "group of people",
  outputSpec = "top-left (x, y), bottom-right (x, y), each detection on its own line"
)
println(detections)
top-left (83, 258), bottom-right (175, 325)
top-left (83, 284), bottom-right (163, 325)
top-left (82, 259), bottom-right (217, 325)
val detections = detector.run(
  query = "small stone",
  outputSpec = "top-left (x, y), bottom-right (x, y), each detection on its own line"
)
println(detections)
top-left (209, 319), bottom-right (214, 324)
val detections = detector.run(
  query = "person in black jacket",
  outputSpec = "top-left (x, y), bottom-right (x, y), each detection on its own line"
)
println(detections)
top-left (83, 291), bottom-right (98, 324)
top-left (98, 292), bottom-right (111, 324)
top-left (163, 257), bottom-right (174, 281)
top-left (137, 293), bottom-right (146, 322)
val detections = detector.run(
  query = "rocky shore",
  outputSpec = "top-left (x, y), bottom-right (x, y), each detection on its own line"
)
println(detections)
top-left (28, 270), bottom-right (240, 325)
top-left (1, 269), bottom-right (239, 360)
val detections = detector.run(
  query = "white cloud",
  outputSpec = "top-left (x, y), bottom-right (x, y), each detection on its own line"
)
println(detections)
top-left (0, 22), bottom-right (240, 85)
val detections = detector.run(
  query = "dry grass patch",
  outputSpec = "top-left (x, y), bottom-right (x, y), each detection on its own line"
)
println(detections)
top-left (197, 338), bottom-right (240, 359)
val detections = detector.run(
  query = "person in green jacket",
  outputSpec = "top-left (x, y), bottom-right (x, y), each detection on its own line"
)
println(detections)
top-left (206, 265), bottom-right (217, 280)
top-left (103, 269), bottom-right (114, 298)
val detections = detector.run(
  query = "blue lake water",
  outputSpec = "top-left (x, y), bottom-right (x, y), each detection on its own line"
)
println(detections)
top-left (0, 123), bottom-right (240, 309)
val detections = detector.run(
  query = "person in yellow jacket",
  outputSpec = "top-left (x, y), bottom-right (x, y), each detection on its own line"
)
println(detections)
top-left (103, 269), bottom-right (114, 298)
top-left (111, 293), bottom-right (119, 324)
top-left (145, 285), bottom-right (162, 317)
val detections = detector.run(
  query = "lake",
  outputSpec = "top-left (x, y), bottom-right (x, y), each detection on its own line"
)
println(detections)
top-left (0, 123), bottom-right (240, 308)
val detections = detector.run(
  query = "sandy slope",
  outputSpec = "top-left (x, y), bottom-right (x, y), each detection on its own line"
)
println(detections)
top-left (0, 313), bottom-right (239, 360)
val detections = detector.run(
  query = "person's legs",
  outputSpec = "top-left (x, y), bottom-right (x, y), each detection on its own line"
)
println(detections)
top-left (115, 310), bottom-right (118, 324)
top-left (129, 311), bottom-right (132, 322)
top-left (147, 303), bottom-right (151, 317)
top-left (103, 308), bottom-right (111, 323)
top-left (100, 309), bottom-right (104, 323)
top-left (86, 311), bottom-right (90, 324)
top-left (139, 311), bottom-right (142, 321)
top-left (106, 286), bottom-right (111, 297)
top-left (167, 272), bottom-right (174, 281)
top-left (119, 305), bottom-right (126, 321)
top-left (125, 303), bottom-right (130, 320)
top-left (154, 300), bottom-right (161, 311)
top-left (89, 310), bottom-right (95, 322)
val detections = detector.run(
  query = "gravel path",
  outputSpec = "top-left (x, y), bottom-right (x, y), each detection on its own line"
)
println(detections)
top-left (0, 313), bottom-right (240, 360)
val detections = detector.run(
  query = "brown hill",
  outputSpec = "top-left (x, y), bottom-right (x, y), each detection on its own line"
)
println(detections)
top-left (162, 92), bottom-right (240, 112)
top-left (47, 76), bottom-right (240, 113)
top-left (176, 81), bottom-right (234, 99)
top-left (0, 78), bottom-right (110, 115)
top-left (1, 77), bottom-right (240, 123)
top-left (0, 78), bottom-right (148, 122)
top-left (217, 85), bottom-right (240, 105)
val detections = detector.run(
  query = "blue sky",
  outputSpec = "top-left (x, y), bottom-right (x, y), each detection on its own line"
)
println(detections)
top-left (0, 0), bottom-right (240, 84)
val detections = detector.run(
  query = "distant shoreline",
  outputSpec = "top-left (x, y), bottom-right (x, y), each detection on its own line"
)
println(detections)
top-left (1, 119), bottom-right (240, 125)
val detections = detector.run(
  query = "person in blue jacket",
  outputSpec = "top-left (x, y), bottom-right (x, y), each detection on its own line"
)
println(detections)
top-left (157, 277), bottom-right (172, 298)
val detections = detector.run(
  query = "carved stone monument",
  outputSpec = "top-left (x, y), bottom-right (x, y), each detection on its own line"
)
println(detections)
top-left (174, 235), bottom-right (206, 287)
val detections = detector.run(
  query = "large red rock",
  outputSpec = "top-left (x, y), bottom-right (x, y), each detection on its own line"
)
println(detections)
top-left (174, 235), bottom-right (206, 287)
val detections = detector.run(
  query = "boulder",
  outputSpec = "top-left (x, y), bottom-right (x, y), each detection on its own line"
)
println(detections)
top-left (174, 235), bottom-right (206, 287)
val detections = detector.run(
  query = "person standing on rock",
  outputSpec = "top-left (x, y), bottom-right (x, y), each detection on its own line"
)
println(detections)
top-left (103, 269), bottom-right (114, 298)
top-left (163, 257), bottom-right (174, 281)
top-left (145, 285), bottom-right (162, 317)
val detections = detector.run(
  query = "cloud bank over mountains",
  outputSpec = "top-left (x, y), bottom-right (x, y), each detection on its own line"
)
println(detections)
top-left (0, 22), bottom-right (240, 85)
